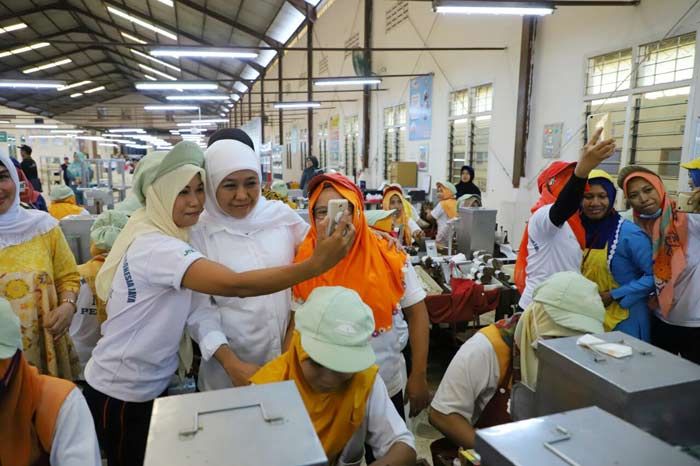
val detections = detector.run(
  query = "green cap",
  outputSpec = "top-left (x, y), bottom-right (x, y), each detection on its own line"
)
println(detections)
top-left (439, 181), bottom-right (457, 195)
top-left (0, 298), bottom-right (21, 359)
top-left (271, 180), bottom-right (289, 198)
top-left (533, 271), bottom-right (605, 334)
top-left (49, 184), bottom-right (75, 201)
top-left (132, 142), bottom-right (205, 204)
top-left (90, 210), bottom-right (129, 251)
top-left (364, 209), bottom-right (396, 227)
top-left (296, 286), bottom-right (376, 373)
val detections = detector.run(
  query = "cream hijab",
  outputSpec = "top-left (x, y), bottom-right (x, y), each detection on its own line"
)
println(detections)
top-left (95, 143), bottom-right (205, 300)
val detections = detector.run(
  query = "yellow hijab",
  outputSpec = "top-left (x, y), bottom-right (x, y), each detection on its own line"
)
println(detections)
top-left (95, 143), bottom-right (205, 301)
top-left (251, 332), bottom-right (378, 463)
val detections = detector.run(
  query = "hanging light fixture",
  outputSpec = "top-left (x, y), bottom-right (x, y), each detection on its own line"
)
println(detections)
top-left (314, 77), bottom-right (382, 86)
top-left (273, 101), bottom-right (321, 109)
top-left (432, 0), bottom-right (554, 16)
top-left (150, 47), bottom-right (258, 59)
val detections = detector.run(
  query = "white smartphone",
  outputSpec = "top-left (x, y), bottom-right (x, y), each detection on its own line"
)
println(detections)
top-left (587, 112), bottom-right (612, 142)
top-left (326, 199), bottom-right (349, 236)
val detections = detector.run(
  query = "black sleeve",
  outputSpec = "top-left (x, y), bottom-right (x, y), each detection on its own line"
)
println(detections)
top-left (548, 174), bottom-right (587, 227)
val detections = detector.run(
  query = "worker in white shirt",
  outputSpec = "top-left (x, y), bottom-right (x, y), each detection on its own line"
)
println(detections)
top-left (514, 128), bottom-right (616, 309)
top-left (429, 272), bottom-right (605, 459)
top-left (0, 297), bottom-right (101, 466)
top-left (252, 286), bottom-right (416, 466)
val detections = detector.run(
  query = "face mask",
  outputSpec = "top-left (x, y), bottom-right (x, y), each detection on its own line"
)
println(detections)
top-left (639, 208), bottom-right (662, 219)
top-left (0, 350), bottom-right (20, 396)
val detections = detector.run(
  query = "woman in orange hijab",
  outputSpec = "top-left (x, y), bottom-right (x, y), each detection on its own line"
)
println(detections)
top-left (48, 184), bottom-right (88, 220)
top-left (293, 173), bottom-right (431, 422)
top-left (619, 166), bottom-right (700, 363)
top-left (382, 184), bottom-right (424, 245)
top-left (429, 181), bottom-right (458, 246)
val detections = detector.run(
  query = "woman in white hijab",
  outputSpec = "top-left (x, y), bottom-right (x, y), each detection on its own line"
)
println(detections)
top-left (188, 129), bottom-right (310, 390)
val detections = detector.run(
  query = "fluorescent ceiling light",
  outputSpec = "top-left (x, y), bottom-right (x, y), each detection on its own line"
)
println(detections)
top-left (166, 95), bottom-right (229, 101)
top-left (233, 81), bottom-right (248, 92)
top-left (84, 86), bottom-right (105, 94)
top-left (150, 48), bottom-right (258, 59)
top-left (27, 134), bottom-right (74, 139)
top-left (433, 1), bottom-right (553, 16)
top-left (144, 74), bottom-right (157, 81)
top-left (16, 124), bottom-right (58, 129)
top-left (177, 122), bottom-right (216, 127)
top-left (227, 103), bottom-right (234, 108)
top-left (0, 42), bottom-right (50, 58)
top-left (144, 105), bottom-right (199, 111)
top-left (70, 93), bottom-right (83, 98)
top-left (50, 130), bottom-right (84, 134)
top-left (0, 120), bottom-right (10, 124)
top-left (273, 101), bottom-right (321, 109)
top-left (131, 49), bottom-right (181, 72)
top-left (169, 130), bottom-right (181, 134)
top-left (99, 143), bottom-right (120, 148)
top-left (0, 79), bottom-right (64, 89)
top-left (219, 113), bottom-right (226, 117)
top-left (57, 80), bottom-right (92, 91)
top-left (138, 64), bottom-right (177, 81)
top-left (158, 0), bottom-right (174, 7)
top-left (0, 23), bottom-right (27, 34)
top-left (22, 58), bottom-right (72, 74)
top-left (107, 6), bottom-right (177, 41)
top-left (223, 108), bottom-right (230, 113)
top-left (314, 77), bottom-right (382, 86)
top-left (121, 31), bottom-right (147, 44)
top-left (135, 81), bottom-right (218, 90)
top-left (230, 94), bottom-right (240, 101)
top-left (109, 128), bottom-right (145, 133)
top-left (126, 144), bottom-right (150, 149)
top-left (191, 118), bottom-right (227, 124)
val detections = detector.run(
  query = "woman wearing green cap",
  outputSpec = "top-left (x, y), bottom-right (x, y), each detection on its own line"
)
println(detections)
top-left (82, 142), bottom-right (355, 466)
top-left (0, 297), bottom-right (101, 466)
top-left (47, 184), bottom-right (89, 220)
top-left (428, 181), bottom-right (458, 246)
top-left (69, 209), bottom-right (129, 378)
top-left (252, 286), bottom-right (416, 466)
top-left (429, 272), bottom-right (605, 455)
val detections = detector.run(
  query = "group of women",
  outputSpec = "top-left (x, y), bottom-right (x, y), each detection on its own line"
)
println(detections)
top-left (2, 122), bottom-right (698, 466)
top-left (515, 127), bottom-right (700, 360)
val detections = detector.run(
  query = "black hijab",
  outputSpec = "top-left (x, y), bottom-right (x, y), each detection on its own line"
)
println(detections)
top-left (207, 128), bottom-right (256, 150)
top-left (455, 165), bottom-right (481, 197)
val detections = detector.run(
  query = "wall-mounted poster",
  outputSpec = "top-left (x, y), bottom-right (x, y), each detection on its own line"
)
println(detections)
top-left (409, 74), bottom-right (433, 141)
top-left (543, 122), bottom-right (564, 159)
top-left (329, 115), bottom-right (340, 166)
top-left (418, 144), bottom-right (429, 172)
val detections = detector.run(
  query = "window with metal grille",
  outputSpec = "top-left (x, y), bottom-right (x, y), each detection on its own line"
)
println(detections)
top-left (447, 85), bottom-right (492, 192)
top-left (344, 116), bottom-right (359, 177)
top-left (345, 33), bottom-right (360, 60)
top-left (637, 33), bottom-right (695, 87)
top-left (383, 104), bottom-right (406, 180)
top-left (584, 33), bottom-right (695, 196)
top-left (386, 1), bottom-right (409, 34)
top-left (586, 49), bottom-right (632, 95)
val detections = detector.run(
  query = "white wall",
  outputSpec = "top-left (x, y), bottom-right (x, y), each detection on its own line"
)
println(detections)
top-left (234, 0), bottom-right (700, 241)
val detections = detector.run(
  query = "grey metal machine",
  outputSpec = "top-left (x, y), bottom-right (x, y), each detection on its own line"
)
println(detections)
top-left (59, 216), bottom-right (95, 264)
top-left (456, 207), bottom-right (497, 258)
top-left (534, 331), bottom-right (700, 447)
top-left (476, 406), bottom-right (700, 466)
top-left (144, 381), bottom-right (328, 466)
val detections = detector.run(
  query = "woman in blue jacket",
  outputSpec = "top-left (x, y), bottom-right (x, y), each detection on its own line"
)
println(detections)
top-left (579, 170), bottom-right (654, 341)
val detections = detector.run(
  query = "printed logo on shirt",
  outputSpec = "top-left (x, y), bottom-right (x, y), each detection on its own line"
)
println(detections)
top-left (183, 248), bottom-right (196, 257)
top-left (123, 257), bottom-right (137, 303)
top-left (530, 237), bottom-right (540, 252)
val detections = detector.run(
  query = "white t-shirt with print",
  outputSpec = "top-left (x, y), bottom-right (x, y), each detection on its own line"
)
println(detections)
top-left (85, 233), bottom-right (204, 402)
top-left (68, 281), bottom-right (100, 379)
top-left (518, 204), bottom-right (582, 309)
top-left (430, 332), bottom-right (499, 425)
top-left (293, 258), bottom-right (426, 397)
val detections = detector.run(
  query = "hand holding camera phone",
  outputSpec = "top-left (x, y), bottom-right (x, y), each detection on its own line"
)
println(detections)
top-left (326, 199), bottom-right (349, 236)
top-left (587, 112), bottom-right (612, 142)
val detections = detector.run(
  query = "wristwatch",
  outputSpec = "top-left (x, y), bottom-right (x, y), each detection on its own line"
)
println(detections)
top-left (60, 297), bottom-right (77, 313)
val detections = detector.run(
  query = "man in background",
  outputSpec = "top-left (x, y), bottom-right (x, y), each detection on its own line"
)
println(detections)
top-left (20, 144), bottom-right (42, 192)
